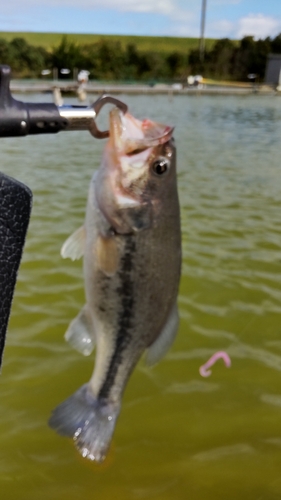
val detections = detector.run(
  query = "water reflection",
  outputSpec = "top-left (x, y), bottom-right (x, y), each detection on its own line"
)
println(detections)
top-left (193, 443), bottom-right (255, 462)
top-left (1, 93), bottom-right (281, 499)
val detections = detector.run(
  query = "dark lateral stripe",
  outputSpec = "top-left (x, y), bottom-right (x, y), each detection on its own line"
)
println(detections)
top-left (98, 237), bottom-right (136, 399)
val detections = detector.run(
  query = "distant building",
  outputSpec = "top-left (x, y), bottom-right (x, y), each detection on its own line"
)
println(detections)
top-left (265, 54), bottom-right (281, 86)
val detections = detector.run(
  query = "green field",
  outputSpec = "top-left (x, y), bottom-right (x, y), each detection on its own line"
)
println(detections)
top-left (0, 31), bottom-right (217, 54)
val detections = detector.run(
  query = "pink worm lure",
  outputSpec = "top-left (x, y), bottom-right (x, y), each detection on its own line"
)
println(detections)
top-left (199, 351), bottom-right (231, 377)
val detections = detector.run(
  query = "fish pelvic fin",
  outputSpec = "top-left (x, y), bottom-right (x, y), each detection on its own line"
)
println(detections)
top-left (49, 384), bottom-right (120, 462)
top-left (146, 301), bottom-right (179, 366)
top-left (64, 305), bottom-right (95, 356)
top-left (61, 226), bottom-right (86, 260)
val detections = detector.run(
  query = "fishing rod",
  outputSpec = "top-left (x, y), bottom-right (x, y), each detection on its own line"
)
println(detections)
top-left (0, 64), bottom-right (128, 369)
top-left (0, 64), bottom-right (128, 138)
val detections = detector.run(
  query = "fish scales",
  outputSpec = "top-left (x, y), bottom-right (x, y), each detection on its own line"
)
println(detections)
top-left (89, 204), bottom-right (180, 402)
top-left (49, 107), bottom-right (181, 462)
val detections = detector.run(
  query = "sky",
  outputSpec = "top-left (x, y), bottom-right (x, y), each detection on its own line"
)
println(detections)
top-left (1, 0), bottom-right (281, 40)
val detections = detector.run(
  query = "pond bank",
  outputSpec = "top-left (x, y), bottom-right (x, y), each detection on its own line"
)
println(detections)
top-left (11, 81), bottom-right (277, 96)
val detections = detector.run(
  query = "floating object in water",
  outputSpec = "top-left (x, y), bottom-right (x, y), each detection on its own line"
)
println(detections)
top-left (199, 351), bottom-right (231, 377)
top-left (49, 105), bottom-right (181, 462)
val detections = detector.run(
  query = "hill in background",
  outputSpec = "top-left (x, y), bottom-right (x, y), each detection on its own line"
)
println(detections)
top-left (0, 31), bottom-right (216, 55)
top-left (0, 31), bottom-right (280, 82)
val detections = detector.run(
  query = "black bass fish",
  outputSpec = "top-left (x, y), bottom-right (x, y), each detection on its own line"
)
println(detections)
top-left (49, 107), bottom-right (181, 462)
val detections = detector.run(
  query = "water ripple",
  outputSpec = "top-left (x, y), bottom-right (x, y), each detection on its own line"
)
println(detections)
top-left (193, 443), bottom-right (255, 462)
top-left (1, 93), bottom-right (281, 497)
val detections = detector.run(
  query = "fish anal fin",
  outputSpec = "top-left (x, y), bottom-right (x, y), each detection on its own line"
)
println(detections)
top-left (146, 302), bottom-right (179, 366)
top-left (61, 226), bottom-right (86, 260)
top-left (96, 235), bottom-right (119, 276)
top-left (65, 305), bottom-right (95, 356)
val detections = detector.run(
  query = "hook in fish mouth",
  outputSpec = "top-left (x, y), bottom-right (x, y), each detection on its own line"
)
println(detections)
top-left (89, 95), bottom-right (129, 139)
top-left (109, 106), bottom-right (174, 154)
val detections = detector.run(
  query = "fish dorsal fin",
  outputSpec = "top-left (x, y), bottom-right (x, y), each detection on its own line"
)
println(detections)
top-left (96, 234), bottom-right (119, 276)
top-left (61, 226), bottom-right (86, 260)
top-left (146, 302), bottom-right (179, 366)
top-left (64, 305), bottom-right (95, 356)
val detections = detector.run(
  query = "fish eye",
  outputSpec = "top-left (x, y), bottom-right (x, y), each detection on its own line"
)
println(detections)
top-left (152, 157), bottom-right (170, 176)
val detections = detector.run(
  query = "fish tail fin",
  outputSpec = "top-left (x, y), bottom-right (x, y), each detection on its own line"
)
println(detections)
top-left (49, 384), bottom-right (120, 462)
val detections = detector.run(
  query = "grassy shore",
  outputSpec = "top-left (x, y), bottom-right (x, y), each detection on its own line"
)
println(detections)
top-left (0, 31), bottom-right (217, 54)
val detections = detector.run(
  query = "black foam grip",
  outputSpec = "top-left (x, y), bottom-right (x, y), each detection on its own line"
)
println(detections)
top-left (0, 65), bottom-right (67, 137)
top-left (0, 173), bottom-right (32, 368)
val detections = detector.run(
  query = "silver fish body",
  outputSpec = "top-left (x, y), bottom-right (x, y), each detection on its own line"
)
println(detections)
top-left (49, 109), bottom-right (181, 462)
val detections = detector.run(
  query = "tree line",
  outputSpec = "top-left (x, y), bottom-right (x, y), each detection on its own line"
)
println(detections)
top-left (0, 33), bottom-right (280, 82)
top-left (189, 34), bottom-right (281, 81)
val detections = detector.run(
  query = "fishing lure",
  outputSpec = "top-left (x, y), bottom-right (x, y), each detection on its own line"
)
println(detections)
top-left (199, 351), bottom-right (231, 377)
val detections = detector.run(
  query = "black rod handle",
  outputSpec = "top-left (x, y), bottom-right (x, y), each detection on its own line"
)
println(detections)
top-left (0, 65), bottom-right (129, 139)
top-left (0, 65), bottom-right (68, 137)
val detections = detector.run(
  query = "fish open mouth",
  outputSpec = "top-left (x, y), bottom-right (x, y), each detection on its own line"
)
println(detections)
top-left (109, 108), bottom-right (174, 155)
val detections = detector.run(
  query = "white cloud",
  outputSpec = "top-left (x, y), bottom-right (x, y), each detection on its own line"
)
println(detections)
top-left (236, 13), bottom-right (281, 39)
top-left (116, 0), bottom-right (175, 15)
top-left (1, 0), bottom-right (199, 37)
top-left (211, 0), bottom-right (241, 5)
top-left (8, 0), bottom-right (177, 15)
top-left (208, 19), bottom-right (235, 38)
top-left (169, 10), bottom-right (195, 32)
top-left (3, 0), bottom-right (280, 41)
top-left (170, 9), bottom-right (193, 22)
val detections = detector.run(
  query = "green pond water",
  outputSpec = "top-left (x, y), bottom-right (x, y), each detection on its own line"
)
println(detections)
top-left (1, 93), bottom-right (281, 499)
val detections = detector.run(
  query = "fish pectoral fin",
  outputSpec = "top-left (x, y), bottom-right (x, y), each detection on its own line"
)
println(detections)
top-left (64, 305), bottom-right (95, 356)
top-left (96, 234), bottom-right (119, 276)
top-left (61, 226), bottom-right (86, 260)
top-left (146, 302), bottom-right (179, 366)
